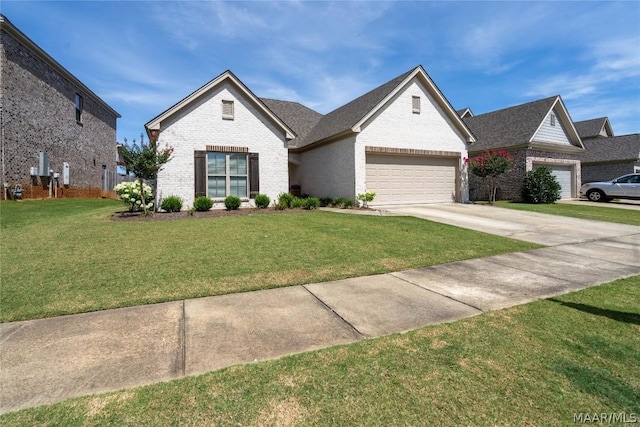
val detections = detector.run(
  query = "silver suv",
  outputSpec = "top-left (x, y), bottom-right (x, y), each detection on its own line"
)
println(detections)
top-left (580, 173), bottom-right (640, 202)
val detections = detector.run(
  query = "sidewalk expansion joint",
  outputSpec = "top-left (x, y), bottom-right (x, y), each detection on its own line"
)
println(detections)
top-left (389, 272), bottom-right (485, 313)
top-left (181, 300), bottom-right (186, 377)
top-left (301, 285), bottom-right (366, 338)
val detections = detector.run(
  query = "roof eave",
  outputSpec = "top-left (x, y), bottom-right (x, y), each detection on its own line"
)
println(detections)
top-left (144, 71), bottom-right (295, 140)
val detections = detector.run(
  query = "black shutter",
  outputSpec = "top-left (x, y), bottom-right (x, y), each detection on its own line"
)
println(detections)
top-left (249, 153), bottom-right (259, 198)
top-left (194, 151), bottom-right (206, 198)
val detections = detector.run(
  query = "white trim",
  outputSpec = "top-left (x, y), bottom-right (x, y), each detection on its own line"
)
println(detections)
top-left (529, 97), bottom-right (584, 149)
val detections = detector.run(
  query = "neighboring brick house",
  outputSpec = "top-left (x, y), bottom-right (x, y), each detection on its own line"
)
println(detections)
top-left (0, 15), bottom-right (120, 197)
top-left (572, 117), bottom-right (638, 183)
top-left (463, 96), bottom-right (585, 201)
top-left (577, 133), bottom-right (640, 183)
top-left (147, 66), bottom-right (476, 208)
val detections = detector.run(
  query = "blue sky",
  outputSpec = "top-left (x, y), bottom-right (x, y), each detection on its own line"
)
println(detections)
top-left (4, 1), bottom-right (640, 142)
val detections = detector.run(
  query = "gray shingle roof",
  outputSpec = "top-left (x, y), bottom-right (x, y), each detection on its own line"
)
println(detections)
top-left (574, 117), bottom-right (611, 139)
top-left (578, 134), bottom-right (640, 163)
top-left (463, 96), bottom-right (559, 151)
top-left (293, 68), bottom-right (415, 148)
top-left (260, 98), bottom-right (323, 142)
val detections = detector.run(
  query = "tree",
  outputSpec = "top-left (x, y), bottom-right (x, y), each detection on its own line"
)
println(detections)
top-left (118, 131), bottom-right (173, 215)
top-left (465, 150), bottom-right (514, 204)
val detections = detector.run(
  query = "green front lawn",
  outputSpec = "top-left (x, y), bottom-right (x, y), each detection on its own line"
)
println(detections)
top-left (0, 199), bottom-right (539, 322)
top-left (3, 275), bottom-right (638, 425)
top-left (495, 201), bottom-right (640, 226)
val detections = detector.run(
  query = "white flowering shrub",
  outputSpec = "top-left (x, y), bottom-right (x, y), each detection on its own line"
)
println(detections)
top-left (114, 181), bottom-right (154, 212)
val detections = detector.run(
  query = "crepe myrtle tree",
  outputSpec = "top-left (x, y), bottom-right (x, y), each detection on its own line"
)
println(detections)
top-left (118, 130), bottom-right (173, 215)
top-left (465, 150), bottom-right (514, 204)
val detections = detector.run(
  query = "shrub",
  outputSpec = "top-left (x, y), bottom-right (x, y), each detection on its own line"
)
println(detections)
top-left (319, 197), bottom-right (333, 207)
top-left (332, 197), bottom-right (354, 209)
top-left (521, 166), bottom-right (561, 204)
top-left (290, 197), bottom-right (305, 209)
top-left (302, 197), bottom-right (320, 210)
top-left (114, 181), bottom-right (153, 212)
top-left (224, 195), bottom-right (242, 210)
top-left (254, 194), bottom-right (270, 209)
top-left (357, 191), bottom-right (376, 208)
top-left (160, 195), bottom-right (183, 212)
top-left (193, 196), bottom-right (213, 211)
top-left (277, 192), bottom-right (295, 209)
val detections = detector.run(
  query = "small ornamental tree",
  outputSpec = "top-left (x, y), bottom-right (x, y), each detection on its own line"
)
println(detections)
top-left (465, 150), bottom-right (514, 203)
top-left (118, 131), bottom-right (173, 215)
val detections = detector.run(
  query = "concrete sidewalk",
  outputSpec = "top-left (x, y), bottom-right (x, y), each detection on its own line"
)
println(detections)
top-left (2, 231), bottom-right (639, 414)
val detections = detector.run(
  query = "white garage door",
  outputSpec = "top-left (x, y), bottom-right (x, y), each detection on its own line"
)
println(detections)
top-left (366, 154), bottom-right (457, 204)
top-left (536, 164), bottom-right (573, 199)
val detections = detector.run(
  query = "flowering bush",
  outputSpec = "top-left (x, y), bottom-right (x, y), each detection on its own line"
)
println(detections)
top-left (465, 150), bottom-right (514, 203)
top-left (114, 181), bottom-right (153, 212)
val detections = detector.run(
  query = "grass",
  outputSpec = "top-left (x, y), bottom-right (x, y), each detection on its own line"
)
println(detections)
top-left (0, 199), bottom-right (539, 322)
top-left (2, 275), bottom-right (638, 425)
top-left (494, 200), bottom-right (640, 226)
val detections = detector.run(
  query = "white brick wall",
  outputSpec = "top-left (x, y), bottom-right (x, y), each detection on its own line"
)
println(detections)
top-left (355, 78), bottom-right (470, 202)
top-left (155, 82), bottom-right (289, 209)
top-left (298, 77), bottom-right (470, 202)
top-left (299, 136), bottom-right (356, 199)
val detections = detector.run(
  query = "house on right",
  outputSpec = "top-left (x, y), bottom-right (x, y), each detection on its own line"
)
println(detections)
top-left (462, 96), bottom-right (584, 201)
top-left (573, 117), bottom-right (639, 183)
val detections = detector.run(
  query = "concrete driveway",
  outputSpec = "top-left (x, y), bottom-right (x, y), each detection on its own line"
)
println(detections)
top-left (380, 203), bottom-right (640, 246)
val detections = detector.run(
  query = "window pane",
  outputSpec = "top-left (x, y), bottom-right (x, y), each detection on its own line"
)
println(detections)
top-left (229, 154), bottom-right (247, 175)
top-left (229, 177), bottom-right (247, 198)
top-left (207, 153), bottom-right (226, 175)
top-left (208, 176), bottom-right (226, 198)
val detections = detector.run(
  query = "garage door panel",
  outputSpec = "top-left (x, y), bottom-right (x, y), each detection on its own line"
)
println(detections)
top-left (366, 154), bottom-right (458, 204)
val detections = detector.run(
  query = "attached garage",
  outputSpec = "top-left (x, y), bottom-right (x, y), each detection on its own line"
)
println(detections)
top-left (533, 163), bottom-right (574, 199)
top-left (366, 154), bottom-right (458, 204)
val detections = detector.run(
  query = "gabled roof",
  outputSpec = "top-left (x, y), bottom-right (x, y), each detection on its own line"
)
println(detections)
top-left (0, 14), bottom-right (120, 119)
top-left (260, 99), bottom-right (323, 143)
top-left (463, 95), bottom-right (583, 152)
top-left (574, 117), bottom-right (614, 139)
top-left (457, 107), bottom-right (473, 118)
top-left (291, 65), bottom-right (475, 149)
top-left (145, 70), bottom-right (295, 139)
top-left (578, 134), bottom-right (640, 164)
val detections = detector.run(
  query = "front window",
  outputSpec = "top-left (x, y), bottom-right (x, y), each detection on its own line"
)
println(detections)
top-left (207, 153), bottom-right (247, 198)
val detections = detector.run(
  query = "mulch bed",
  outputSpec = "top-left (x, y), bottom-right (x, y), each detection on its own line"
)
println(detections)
top-left (111, 207), bottom-right (307, 222)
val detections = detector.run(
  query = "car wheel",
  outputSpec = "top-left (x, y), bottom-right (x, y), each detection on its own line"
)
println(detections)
top-left (587, 189), bottom-right (608, 202)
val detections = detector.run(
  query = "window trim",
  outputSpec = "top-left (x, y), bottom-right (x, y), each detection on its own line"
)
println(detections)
top-left (222, 100), bottom-right (234, 120)
top-left (206, 152), bottom-right (248, 199)
top-left (550, 113), bottom-right (556, 126)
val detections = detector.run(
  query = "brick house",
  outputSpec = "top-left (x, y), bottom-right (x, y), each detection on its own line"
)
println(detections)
top-left (462, 96), bottom-right (585, 201)
top-left (573, 117), bottom-right (639, 183)
top-left (146, 66), bottom-right (475, 209)
top-left (0, 15), bottom-right (120, 197)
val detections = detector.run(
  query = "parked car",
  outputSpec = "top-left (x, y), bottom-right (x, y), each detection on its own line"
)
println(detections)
top-left (580, 173), bottom-right (640, 202)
